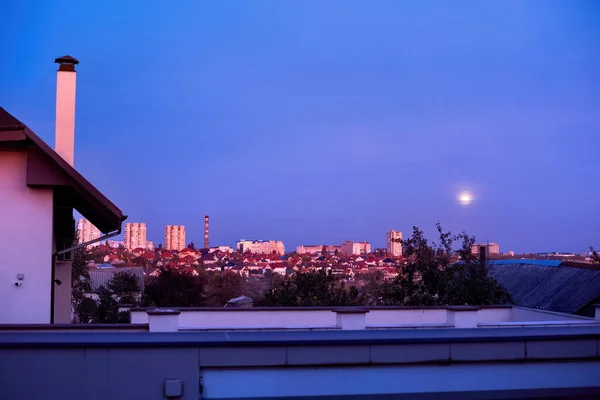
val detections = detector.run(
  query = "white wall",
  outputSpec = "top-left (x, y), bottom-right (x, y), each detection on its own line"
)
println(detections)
top-left (0, 151), bottom-right (54, 323)
top-left (511, 307), bottom-right (588, 322)
top-left (477, 308), bottom-right (512, 323)
top-left (366, 309), bottom-right (448, 326)
top-left (53, 261), bottom-right (73, 324)
top-left (179, 310), bottom-right (336, 329)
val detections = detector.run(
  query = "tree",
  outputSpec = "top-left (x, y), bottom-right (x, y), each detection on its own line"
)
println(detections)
top-left (108, 271), bottom-right (141, 305)
top-left (322, 245), bottom-right (328, 256)
top-left (82, 271), bottom-right (142, 323)
top-left (590, 247), bottom-right (599, 264)
top-left (71, 248), bottom-right (94, 323)
top-left (258, 270), bottom-right (366, 307)
top-left (188, 242), bottom-right (195, 250)
top-left (93, 286), bottom-right (127, 323)
top-left (205, 271), bottom-right (245, 306)
top-left (143, 267), bottom-right (206, 307)
top-left (375, 224), bottom-right (510, 306)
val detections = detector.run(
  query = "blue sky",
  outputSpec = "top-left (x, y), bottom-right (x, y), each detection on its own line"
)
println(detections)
top-left (1, 0), bottom-right (599, 253)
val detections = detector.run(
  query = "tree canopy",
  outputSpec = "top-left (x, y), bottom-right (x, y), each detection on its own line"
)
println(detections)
top-left (257, 269), bottom-right (365, 307)
top-left (375, 224), bottom-right (511, 306)
top-left (143, 267), bottom-right (206, 307)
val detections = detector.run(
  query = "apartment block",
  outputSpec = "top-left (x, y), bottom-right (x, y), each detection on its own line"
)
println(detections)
top-left (341, 241), bottom-right (371, 256)
top-left (471, 243), bottom-right (500, 257)
top-left (165, 225), bottom-right (186, 251)
top-left (386, 230), bottom-right (402, 257)
top-left (297, 245), bottom-right (342, 255)
top-left (237, 239), bottom-right (285, 255)
top-left (76, 218), bottom-right (101, 247)
top-left (208, 246), bottom-right (234, 254)
top-left (124, 222), bottom-right (147, 250)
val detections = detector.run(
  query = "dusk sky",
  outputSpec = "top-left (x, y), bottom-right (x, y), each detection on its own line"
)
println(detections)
top-left (2, 0), bottom-right (599, 253)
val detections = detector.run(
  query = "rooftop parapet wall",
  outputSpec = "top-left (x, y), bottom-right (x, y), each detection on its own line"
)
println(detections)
top-left (126, 305), bottom-right (598, 332)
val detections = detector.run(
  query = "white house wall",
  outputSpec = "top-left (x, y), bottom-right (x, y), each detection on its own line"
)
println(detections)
top-left (0, 151), bottom-right (54, 323)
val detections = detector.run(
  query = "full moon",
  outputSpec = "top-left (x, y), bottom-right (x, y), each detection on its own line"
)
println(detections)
top-left (458, 192), bottom-right (473, 206)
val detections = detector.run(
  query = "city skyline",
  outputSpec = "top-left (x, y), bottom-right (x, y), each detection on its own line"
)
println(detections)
top-left (3, 1), bottom-right (599, 253)
top-left (76, 216), bottom-right (583, 255)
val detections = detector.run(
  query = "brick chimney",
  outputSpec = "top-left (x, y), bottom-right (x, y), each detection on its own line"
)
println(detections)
top-left (204, 215), bottom-right (209, 249)
top-left (54, 55), bottom-right (79, 166)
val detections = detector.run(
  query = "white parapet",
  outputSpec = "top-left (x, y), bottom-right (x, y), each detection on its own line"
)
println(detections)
top-left (147, 309), bottom-right (180, 332)
top-left (446, 306), bottom-right (480, 328)
top-left (333, 309), bottom-right (369, 330)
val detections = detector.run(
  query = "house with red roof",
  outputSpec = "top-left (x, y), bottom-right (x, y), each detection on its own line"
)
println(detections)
top-left (0, 57), bottom-right (126, 324)
top-left (96, 244), bottom-right (111, 253)
top-left (203, 264), bottom-right (221, 273)
top-left (179, 255), bottom-right (199, 266)
top-left (179, 247), bottom-right (198, 257)
top-left (200, 253), bottom-right (217, 265)
top-left (132, 247), bottom-right (146, 257)
top-left (229, 265), bottom-right (248, 277)
top-left (160, 250), bottom-right (173, 259)
top-left (271, 264), bottom-right (288, 276)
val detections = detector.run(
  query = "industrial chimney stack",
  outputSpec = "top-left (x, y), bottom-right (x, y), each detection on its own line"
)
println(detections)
top-left (204, 215), bottom-right (209, 249)
top-left (54, 55), bottom-right (79, 166)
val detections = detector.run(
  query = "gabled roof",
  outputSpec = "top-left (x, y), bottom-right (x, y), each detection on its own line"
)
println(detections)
top-left (0, 107), bottom-right (126, 233)
top-left (490, 260), bottom-right (600, 314)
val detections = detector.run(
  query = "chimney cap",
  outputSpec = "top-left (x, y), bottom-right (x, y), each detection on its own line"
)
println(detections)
top-left (54, 55), bottom-right (79, 65)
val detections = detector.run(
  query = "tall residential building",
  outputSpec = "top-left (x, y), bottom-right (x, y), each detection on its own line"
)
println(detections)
top-left (341, 241), bottom-right (371, 256)
top-left (76, 218), bottom-right (101, 246)
top-left (237, 240), bottom-right (285, 255)
top-left (386, 230), bottom-right (403, 257)
top-left (165, 225), bottom-right (186, 251)
top-left (471, 243), bottom-right (500, 257)
top-left (124, 222), bottom-right (147, 250)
